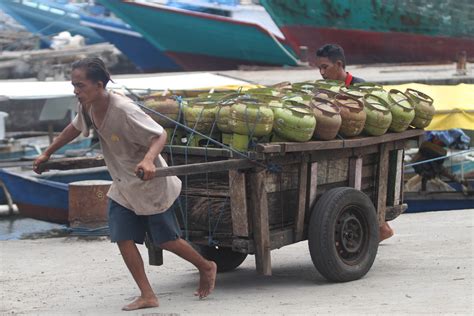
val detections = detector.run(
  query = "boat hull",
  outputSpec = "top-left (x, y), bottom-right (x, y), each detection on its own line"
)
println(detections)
top-left (405, 192), bottom-right (474, 213)
top-left (280, 26), bottom-right (474, 65)
top-left (0, 0), bottom-right (105, 46)
top-left (80, 17), bottom-right (182, 72)
top-left (98, 0), bottom-right (299, 70)
top-left (0, 168), bottom-right (111, 224)
top-left (261, 0), bottom-right (474, 64)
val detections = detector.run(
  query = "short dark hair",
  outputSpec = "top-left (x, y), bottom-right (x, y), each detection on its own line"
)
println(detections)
top-left (316, 44), bottom-right (346, 68)
top-left (71, 57), bottom-right (112, 88)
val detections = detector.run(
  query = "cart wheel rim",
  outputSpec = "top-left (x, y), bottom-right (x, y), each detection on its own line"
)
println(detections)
top-left (335, 205), bottom-right (368, 264)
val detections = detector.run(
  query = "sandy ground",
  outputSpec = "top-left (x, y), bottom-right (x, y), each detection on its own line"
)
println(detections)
top-left (1, 209), bottom-right (473, 315)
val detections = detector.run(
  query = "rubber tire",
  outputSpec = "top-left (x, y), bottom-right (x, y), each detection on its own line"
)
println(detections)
top-left (308, 187), bottom-right (379, 282)
top-left (197, 245), bottom-right (248, 273)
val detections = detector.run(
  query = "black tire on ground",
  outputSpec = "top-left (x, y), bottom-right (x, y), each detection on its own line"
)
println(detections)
top-left (308, 187), bottom-right (379, 282)
top-left (196, 245), bottom-right (248, 273)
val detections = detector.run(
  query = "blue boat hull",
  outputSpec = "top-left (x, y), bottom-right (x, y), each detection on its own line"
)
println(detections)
top-left (80, 17), bottom-right (182, 72)
top-left (405, 180), bottom-right (474, 213)
top-left (405, 197), bottom-right (474, 213)
top-left (0, 168), bottom-right (111, 223)
top-left (0, 0), bottom-right (105, 46)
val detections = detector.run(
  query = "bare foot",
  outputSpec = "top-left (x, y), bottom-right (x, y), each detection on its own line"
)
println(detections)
top-left (122, 295), bottom-right (159, 311)
top-left (379, 222), bottom-right (394, 242)
top-left (194, 261), bottom-right (217, 299)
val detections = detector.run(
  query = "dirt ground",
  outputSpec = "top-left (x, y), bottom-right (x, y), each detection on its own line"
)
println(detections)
top-left (1, 209), bottom-right (473, 315)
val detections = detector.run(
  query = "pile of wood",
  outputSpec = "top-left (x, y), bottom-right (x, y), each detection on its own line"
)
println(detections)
top-left (0, 30), bottom-right (40, 51)
top-left (0, 42), bottom-right (118, 80)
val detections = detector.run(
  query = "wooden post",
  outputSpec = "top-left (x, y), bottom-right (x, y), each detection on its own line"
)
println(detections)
top-left (229, 170), bottom-right (249, 237)
top-left (249, 169), bottom-right (272, 276)
top-left (145, 234), bottom-right (163, 266)
top-left (348, 156), bottom-right (363, 190)
top-left (47, 122), bottom-right (54, 144)
top-left (0, 180), bottom-right (15, 214)
top-left (294, 156), bottom-right (308, 242)
top-left (308, 162), bottom-right (318, 210)
top-left (376, 144), bottom-right (390, 225)
top-left (387, 149), bottom-right (404, 206)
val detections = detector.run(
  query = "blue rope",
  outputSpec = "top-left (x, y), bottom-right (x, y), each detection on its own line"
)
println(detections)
top-left (404, 149), bottom-right (473, 167)
top-left (134, 100), bottom-right (269, 168)
top-left (135, 98), bottom-right (285, 245)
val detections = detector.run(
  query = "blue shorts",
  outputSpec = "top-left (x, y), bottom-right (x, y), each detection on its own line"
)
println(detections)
top-left (108, 199), bottom-right (181, 246)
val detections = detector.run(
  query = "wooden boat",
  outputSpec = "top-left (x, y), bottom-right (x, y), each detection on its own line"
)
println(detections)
top-left (404, 149), bottom-right (474, 212)
top-left (0, 166), bottom-right (111, 224)
top-left (80, 15), bottom-right (182, 73)
top-left (0, 0), bottom-right (105, 46)
top-left (98, 0), bottom-right (300, 70)
top-left (260, 0), bottom-right (474, 65)
top-left (404, 179), bottom-right (474, 212)
top-left (0, 132), bottom-right (92, 161)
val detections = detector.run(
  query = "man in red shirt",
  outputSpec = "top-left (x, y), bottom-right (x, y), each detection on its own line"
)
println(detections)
top-left (315, 43), bottom-right (394, 242)
top-left (315, 43), bottom-right (364, 87)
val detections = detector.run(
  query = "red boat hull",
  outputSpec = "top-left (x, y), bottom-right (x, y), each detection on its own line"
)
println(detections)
top-left (281, 26), bottom-right (474, 65)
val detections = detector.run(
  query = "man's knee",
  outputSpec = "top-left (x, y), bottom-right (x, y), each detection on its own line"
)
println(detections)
top-left (117, 240), bottom-right (137, 250)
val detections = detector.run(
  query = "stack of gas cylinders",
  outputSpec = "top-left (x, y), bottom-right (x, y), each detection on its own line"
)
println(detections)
top-left (142, 80), bottom-right (435, 151)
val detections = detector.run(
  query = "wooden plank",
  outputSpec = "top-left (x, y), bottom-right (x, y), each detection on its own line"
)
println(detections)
top-left (232, 227), bottom-right (295, 254)
top-left (282, 139), bottom-right (344, 152)
top-left (152, 159), bottom-right (260, 178)
top-left (38, 156), bottom-right (105, 172)
top-left (348, 156), bottom-right (363, 190)
top-left (229, 170), bottom-right (249, 237)
top-left (145, 234), bottom-right (163, 266)
top-left (294, 156), bottom-right (309, 241)
top-left (376, 143), bottom-right (390, 225)
top-left (249, 170), bottom-right (272, 276)
top-left (342, 129), bottom-right (425, 149)
top-left (164, 145), bottom-right (233, 157)
top-left (387, 149), bottom-right (404, 206)
top-left (255, 129), bottom-right (423, 154)
top-left (256, 143), bottom-right (282, 153)
top-left (264, 164), bottom-right (299, 193)
top-left (310, 148), bottom-right (353, 163)
top-left (309, 162), bottom-right (318, 212)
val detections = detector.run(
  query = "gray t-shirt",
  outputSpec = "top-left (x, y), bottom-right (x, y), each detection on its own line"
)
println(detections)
top-left (72, 91), bottom-right (181, 215)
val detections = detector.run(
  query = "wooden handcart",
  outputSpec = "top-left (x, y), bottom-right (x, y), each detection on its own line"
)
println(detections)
top-left (41, 129), bottom-right (424, 282)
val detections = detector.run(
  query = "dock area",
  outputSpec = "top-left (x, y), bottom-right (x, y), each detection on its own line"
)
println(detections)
top-left (1, 209), bottom-right (472, 314)
top-left (217, 62), bottom-right (474, 86)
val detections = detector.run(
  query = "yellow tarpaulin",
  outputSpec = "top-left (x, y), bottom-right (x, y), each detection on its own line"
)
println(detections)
top-left (383, 83), bottom-right (474, 131)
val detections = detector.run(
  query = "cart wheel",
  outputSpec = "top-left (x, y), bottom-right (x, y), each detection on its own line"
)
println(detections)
top-left (308, 187), bottom-right (379, 282)
top-left (196, 245), bottom-right (248, 272)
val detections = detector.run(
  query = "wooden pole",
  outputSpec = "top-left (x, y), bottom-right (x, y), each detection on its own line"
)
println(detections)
top-left (249, 169), bottom-right (272, 276)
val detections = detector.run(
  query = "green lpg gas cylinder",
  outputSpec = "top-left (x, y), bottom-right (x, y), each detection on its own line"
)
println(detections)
top-left (182, 98), bottom-right (217, 133)
top-left (405, 88), bottom-right (435, 128)
top-left (273, 100), bottom-right (316, 142)
top-left (229, 98), bottom-right (274, 137)
top-left (387, 89), bottom-right (415, 132)
top-left (314, 79), bottom-right (343, 92)
top-left (362, 94), bottom-right (392, 136)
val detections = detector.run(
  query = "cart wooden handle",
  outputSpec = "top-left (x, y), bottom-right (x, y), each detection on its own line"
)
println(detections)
top-left (136, 158), bottom-right (259, 179)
